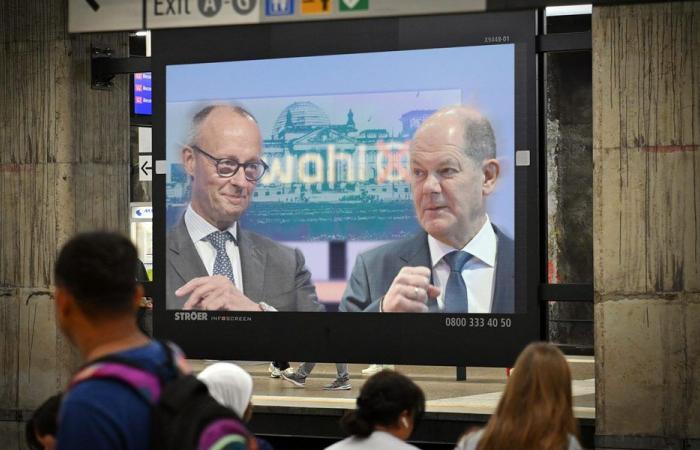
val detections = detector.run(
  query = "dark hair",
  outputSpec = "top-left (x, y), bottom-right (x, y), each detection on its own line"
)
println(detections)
top-left (25, 393), bottom-right (62, 450)
top-left (54, 232), bottom-right (139, 317)
top-left (341, 370), bottom-right (425, 438)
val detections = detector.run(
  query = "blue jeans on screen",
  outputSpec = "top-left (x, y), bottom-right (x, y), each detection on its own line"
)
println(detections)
top-left (297, 362), bottom-right (349, 380)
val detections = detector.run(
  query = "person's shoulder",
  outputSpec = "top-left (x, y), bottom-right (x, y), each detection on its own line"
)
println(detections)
top-left (117, 340), bottom-right (168, 363)
top-left (400, 441), bottom-right (422, 450)
top-left (568, 434), bottom-right (583, 450)
top-left (358, 232), bottom-right (426, 262)
top-left (455, 429), bottom-right (484, 450)
top-left (64, 376), bottom-right (146, 417)
top-left (108, 340), bottom-right (177, 380)
top-left (370, 430), bottom-right (420, 449)
top-left (492, 223), bottom-right (514, 245)
top-left (323, 437), bottom-right (350, 450)
top-left (166, 215), bottom-right (189, 250)
top-left (66, 377), bottom-right (129, 400)
top-left (239, 229), bottom-right (297, 256)
top-left (59, 376), bottom-right (152, 450)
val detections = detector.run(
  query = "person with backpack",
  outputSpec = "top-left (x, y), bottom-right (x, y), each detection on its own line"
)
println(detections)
top-left (54, 232), bottom-right (255, 450)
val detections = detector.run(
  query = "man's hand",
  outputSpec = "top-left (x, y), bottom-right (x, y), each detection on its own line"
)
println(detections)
top-left (382, 267), bottom-right (441, 312)
top-left (176, 275), bottom-right (260, 311)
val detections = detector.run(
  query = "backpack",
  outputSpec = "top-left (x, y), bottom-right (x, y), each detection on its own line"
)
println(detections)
top-left (69, 341), bottom-right (258, 450)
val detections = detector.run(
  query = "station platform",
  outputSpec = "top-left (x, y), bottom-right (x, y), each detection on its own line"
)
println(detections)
top-left (189, 356), bottom-right (596, 449)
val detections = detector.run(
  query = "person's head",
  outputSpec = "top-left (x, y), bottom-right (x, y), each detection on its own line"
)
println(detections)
top-left (341, 370), bottom-right (425, 441)
top-left (26, 393), bottom-right (62, 450)
top-left (409, 105), bottom-right (500, 248)
top-left (476, 342), bottom-right (578, 450)
top-left (182, 104), bottom-right (265, 230)
top-left (197, 362), bottom-right (254, 422)
top-left (54, 232), bottom-right (143, 344)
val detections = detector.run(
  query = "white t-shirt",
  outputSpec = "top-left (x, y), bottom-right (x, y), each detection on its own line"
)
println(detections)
top-left (455, 429), bottom-right (583, 450)
top-left (325, 431), bottom-right (420, 450)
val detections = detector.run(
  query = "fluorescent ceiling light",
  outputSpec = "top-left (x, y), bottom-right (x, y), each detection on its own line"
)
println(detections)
top-left (545, 4), bottom-right (592, 16)
top-left (135, 30), bottom-right (150, 37)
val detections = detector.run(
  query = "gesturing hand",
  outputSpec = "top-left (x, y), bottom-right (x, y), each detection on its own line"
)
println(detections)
top-left (382, 266), bottom-right (441, 312)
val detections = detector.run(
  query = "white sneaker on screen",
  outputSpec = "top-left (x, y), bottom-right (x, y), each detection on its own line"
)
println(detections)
top-left (361, 364), bottom-right (382, 375)
top-left (269, 363), bottom-right (282, 378)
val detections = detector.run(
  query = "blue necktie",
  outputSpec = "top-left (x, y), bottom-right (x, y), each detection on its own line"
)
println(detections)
top-left (205, 231), bottom-right (236, 285)
top-left (443, 250), bottom-right (472, 313)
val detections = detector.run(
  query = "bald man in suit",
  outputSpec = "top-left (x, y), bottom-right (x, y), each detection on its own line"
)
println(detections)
top-left (340, 105), bottom-right (516, 314)
top-left (166, 104), bottom-right (323, 313)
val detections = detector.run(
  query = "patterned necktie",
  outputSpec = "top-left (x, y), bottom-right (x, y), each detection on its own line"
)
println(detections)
top-left (443, 250), bottom-right (472, 313)
top-left (205, 231), bottom-right (236, 284)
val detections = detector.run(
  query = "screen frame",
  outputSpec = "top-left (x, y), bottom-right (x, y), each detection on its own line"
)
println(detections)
top-left (151, 10), bottom-right (540, 367)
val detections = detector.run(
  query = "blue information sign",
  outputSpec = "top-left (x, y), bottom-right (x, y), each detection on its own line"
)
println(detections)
top-left (134, 72), bottom-right (152, 115)
top-left (265, 0), bottom-right (294, 16)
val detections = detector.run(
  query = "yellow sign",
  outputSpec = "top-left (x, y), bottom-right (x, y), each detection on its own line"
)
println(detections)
top-left (301, 0), bottom-right (332, 14)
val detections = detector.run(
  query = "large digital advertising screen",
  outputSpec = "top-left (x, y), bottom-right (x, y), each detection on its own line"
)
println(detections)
top-left (152, 11), bottom-right (540, 366)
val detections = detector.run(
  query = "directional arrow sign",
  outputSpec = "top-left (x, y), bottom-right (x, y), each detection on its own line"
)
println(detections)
top-left (139, 155), bottom-right (153, 181)
top-left (69, 0), bottom-right (142, 33)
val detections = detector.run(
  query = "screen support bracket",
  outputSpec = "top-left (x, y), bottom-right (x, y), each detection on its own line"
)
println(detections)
top-left (91, 47), bottom-right (151, 90)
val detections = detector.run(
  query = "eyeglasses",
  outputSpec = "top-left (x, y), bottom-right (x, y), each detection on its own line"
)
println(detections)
top-left (190, 145), bottom-right (268, 181)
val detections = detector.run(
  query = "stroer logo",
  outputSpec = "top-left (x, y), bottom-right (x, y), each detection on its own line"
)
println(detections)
top-left (175, 311), bottom-right (209, 321)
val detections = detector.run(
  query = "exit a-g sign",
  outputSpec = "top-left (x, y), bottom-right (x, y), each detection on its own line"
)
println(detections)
top-left (68, 0), bottom-right (487, 33)
top-left (69, 0), bottom-right (260, 32)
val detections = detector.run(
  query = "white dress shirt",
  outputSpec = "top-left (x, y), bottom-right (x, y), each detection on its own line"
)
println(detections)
top-left (428, 217), bottom-right (497, 313)
top-left (184, 205), bottom-right (244, 294)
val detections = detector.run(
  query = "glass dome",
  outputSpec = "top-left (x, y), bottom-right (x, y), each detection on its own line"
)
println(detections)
top-left (272, 101), bottom-right (330, 136)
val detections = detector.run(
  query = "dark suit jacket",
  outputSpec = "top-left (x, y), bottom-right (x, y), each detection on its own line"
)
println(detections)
top-left (339, 225), bottom-right (516, 313)
top-left (166, 217), bottom-right (324, 312)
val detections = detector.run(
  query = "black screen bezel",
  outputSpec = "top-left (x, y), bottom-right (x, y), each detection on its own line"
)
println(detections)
top-left (151, 10), bottom-right (540, 367)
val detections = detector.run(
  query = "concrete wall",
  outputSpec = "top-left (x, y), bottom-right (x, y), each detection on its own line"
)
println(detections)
top-left (0, 1), bottom-right (129, 447)
top-left (546, 50), bottom-right (594, 348)
top-left (593, 2), bottom-right (700, 448)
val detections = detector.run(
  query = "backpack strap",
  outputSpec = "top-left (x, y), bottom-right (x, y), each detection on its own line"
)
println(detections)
top-left (68, 340), bottom-right (186, 404)
top-left (70, 356), bottom-right (162, 404)
top-left (198, 419), bottom-right (256, 450)
top-left (156, 339), bottom-right (192, 376)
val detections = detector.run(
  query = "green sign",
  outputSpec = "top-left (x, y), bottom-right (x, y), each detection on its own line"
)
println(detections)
top-left (339, 0), bottom-right (369, 11)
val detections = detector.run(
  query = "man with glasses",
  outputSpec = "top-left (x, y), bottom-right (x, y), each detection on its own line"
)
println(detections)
top-left (166, 104), bottom-right (325, 314)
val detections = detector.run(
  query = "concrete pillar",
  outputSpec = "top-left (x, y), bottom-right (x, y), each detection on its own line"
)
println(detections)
top-left (0, 1), bottom-right (129, 447)
top-left (593, 2), bottom-right (700, 448)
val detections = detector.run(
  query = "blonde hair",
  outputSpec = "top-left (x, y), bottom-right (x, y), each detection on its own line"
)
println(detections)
top-left (476, 342), bottom-right (578, 450)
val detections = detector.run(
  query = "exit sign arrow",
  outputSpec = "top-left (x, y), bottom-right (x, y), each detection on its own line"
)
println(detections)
top-left (139, 155), bottom-right (153, 181)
